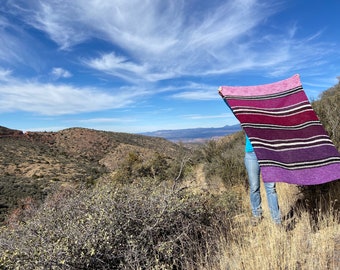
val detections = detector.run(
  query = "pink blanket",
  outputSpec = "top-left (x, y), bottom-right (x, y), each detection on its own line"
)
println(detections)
top-left (219, 74), bottom-right (340, 185)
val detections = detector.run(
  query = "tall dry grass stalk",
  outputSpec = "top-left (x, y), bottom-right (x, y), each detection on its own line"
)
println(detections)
top-left (199, 183), bottom-right (340, 270)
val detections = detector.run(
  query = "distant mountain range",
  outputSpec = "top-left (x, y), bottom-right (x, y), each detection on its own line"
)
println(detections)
top-left (141, 124), bottom-right (241, 143)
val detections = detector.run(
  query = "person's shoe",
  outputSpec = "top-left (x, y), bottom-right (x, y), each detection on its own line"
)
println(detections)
top-left (250, 216), bottom-right (263, 226)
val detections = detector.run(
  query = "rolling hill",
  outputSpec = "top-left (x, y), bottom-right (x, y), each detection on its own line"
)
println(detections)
top-left (0, 126), bottom-right (192, 223)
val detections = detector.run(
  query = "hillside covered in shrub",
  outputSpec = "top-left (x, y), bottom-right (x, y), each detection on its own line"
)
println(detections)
top-left (0, 81), bottom-right (339, 269)
top-left (0, 127), bottom-right (191, 223)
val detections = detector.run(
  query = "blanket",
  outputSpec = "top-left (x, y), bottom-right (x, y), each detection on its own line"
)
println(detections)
top-left (218, 74), bottom-right (340, 185)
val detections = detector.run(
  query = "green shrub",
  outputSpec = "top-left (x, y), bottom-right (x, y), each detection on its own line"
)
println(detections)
top-left (298, 83), bottom-right (340, 224)
top-left (113, 151), bottom-right (192, 184)
top-left (0, 178), bottom-right (241, 269)
top-left (312, 82), bottom-right (340, 149)
top-left (200, 132), bottom-right (247, 188)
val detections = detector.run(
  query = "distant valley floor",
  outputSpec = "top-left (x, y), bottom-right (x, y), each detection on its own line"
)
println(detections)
top-left (141, 124), bottom-right (241, 143)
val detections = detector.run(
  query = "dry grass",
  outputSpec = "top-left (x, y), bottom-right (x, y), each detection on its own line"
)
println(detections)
top-left (0, 167), bottom-right (339, 269)
top-left (197, 182), bottom-right (340, 270)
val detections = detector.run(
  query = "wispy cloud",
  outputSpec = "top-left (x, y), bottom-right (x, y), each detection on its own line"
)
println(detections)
top-left (0, 1), bottom-right (278, 78)
top-left (3, 0), bottom-right (336, 85)
top-left (83, 52), bottom-right (150, 82)
top-left (0, 15), bottom-right (43, 70)
top-left (0, 21), bottom-right (24, 64)
top-left (183, 113), bottom-right (232, 120)
top-left (0, 68), bottom-right (12, 82)
top-left (77, 117), bottom-right (136, 124)
top-left (171, 90), bottom-right (218, 101)
top-left (0, 81), bottom-right (146, 115)
top-left (168, 82), bottom-right (221, 100)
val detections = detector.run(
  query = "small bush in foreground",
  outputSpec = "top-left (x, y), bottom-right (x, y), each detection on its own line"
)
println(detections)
top-left (0, 178), bottom-right (241, 269)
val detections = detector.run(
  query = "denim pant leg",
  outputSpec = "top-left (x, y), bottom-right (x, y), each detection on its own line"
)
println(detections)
top-left (263, 182), bottom-right (281, 224)
top-left (244, 152), bottom-right (262, 217)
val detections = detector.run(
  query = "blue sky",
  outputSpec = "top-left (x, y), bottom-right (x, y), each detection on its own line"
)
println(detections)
top-left (0, 0), bottom-right (339, 133)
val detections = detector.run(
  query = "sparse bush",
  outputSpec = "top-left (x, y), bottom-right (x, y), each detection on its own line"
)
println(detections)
top-left (113, 150), bottom-right (192, 184)
top-left (148, 152), bottom-right (171, 180)
top-left (201, 132), bottom-right (246, 188)
top-left (112, 151), bottom-right (152, 183)
top-left (296, 181), bottom-right (340, 229)
top-left (299, 83), bottom-right (340, 224)
top-left (0, 178), bottom-right (241, 269)
top-left (312, 82), bottom-right (340, 149)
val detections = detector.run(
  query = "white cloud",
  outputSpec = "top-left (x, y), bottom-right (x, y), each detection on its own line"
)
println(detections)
top-left (171, 90), bottom-right (218, 101)
top-left (84, 52), bottom-right (149, 82)
top-left (0, 81), bottom-right (146, 115)
top-left (169, 82), bottom-right (222, 100)
top-left (3, 0), bottom-right (338, 86)
top-left (0, 25), bottom-right (24, 64)
top-left (77, 117), bottom-right (135, 123)
top-left (84, 52), bottom-right (179, 82)
top-left (0, 15), bottom-right (44, 70)
top-left (183, 113), bottom-right (232, 120)
top-left (3, 0), bottom-right (284, 80)
top-left (0, 68), bottom-right (12, 82)
top-left (51, 67), bottom-right (72, 79)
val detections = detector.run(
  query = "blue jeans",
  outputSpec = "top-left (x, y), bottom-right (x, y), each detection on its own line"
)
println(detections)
top-left (244, 151), bottom-right (281, 224)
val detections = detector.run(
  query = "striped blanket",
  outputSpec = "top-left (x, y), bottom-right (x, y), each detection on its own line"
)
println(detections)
top-left (219, 74), bottom-right (340, 185)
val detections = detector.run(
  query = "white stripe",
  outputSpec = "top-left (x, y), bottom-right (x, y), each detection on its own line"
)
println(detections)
top-left (242, 121), bottom-right (321, 130)
top-left (252, 138), bottom-right (332, 148)
top-left (249, 135), bottom-right (330, 144)
top-left (236, 108), bottom-right (314, 118)
top-left (259, 157), bottom-right (340, 169)
top-left (233, 104), bottom-right (312, 115)
top-left (254, 142), bottom-right (333, 152)
top-left (232, 100), bottom-right (308, 112)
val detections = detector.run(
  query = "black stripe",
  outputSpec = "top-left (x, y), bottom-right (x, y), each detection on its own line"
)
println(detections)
top-left (251, 135), bottom-right (330, 145)
top-left (259, 157), bottom-right (340, 170)
top-left (251, 136), bottom-right (333, 150)
top-left (254, 142), bottom-right (334, 151)
top-left (234, 106), bottom-right (313, 117)
top-left (232, 100), bottom-right (311, 113)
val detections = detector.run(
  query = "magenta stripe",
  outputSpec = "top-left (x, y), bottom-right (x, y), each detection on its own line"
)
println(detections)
top-left (237, 110), bottom-right (319, 126)
top-left (244, 125), bottom-right (327, 140)
top-left (255, 145), bottom-right (340, 164)
top-left (227, 90), bottom-right (308, 109)
top-left (233, 101), bottom-right (311, 115)
top-left (261, 164), bottom-right (340, 185)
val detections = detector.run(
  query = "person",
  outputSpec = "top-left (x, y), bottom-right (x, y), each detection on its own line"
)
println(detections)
top-left (244, 135), bottom-right (281, 225)
top-left (218, 91), bottom-right (281, 225)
